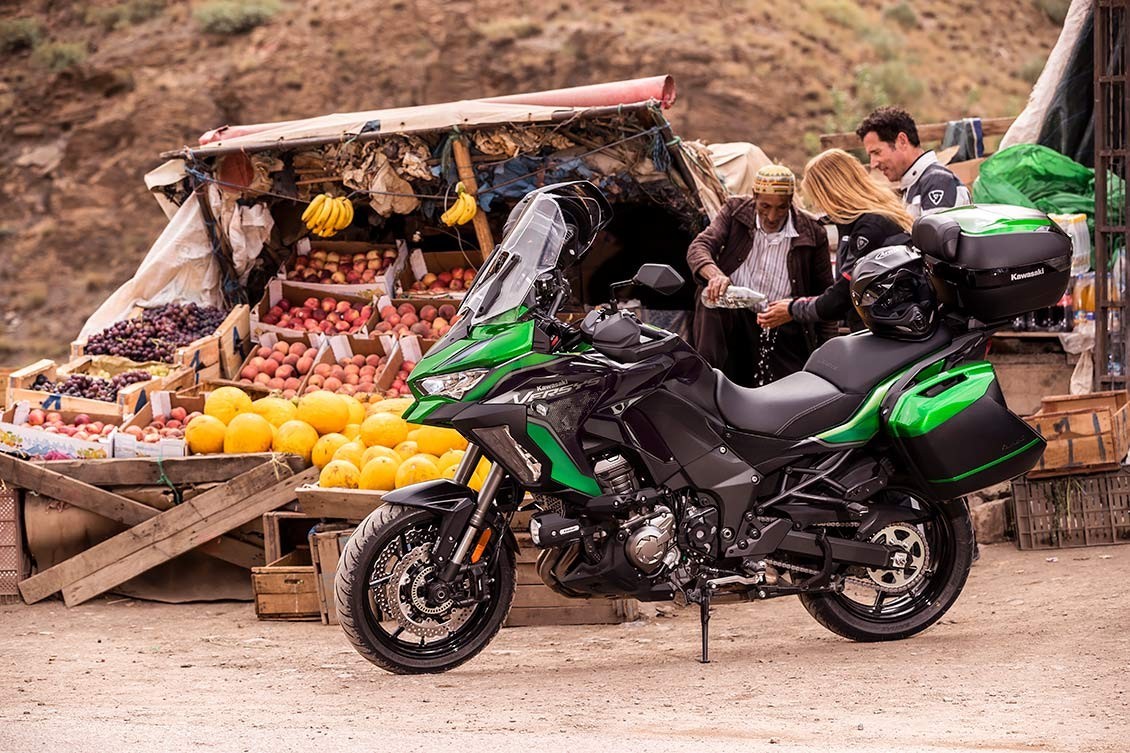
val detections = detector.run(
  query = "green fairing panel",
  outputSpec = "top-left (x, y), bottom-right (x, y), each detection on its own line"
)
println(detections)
top-left (413, 317), bottom-right (537, 377)
top-left (888, 361), bottom-right (996, 438)
top-left (402, 396), bottom-right (448, 423)
top-left (816, 374), bottom-right (899, 445)
top-left (935, 204), bottom-right (1054, 236)
top-left (526, 422), bottom-right (601, 496)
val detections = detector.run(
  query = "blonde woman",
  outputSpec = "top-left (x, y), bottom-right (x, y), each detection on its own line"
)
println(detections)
top-left (758, 149), bottom-right (914, 332)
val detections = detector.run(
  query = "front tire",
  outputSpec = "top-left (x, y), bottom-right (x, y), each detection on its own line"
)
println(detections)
top-left (799, 494), bottom-right (975, 642)
top-left (335, 503), bottom-right (516, 674)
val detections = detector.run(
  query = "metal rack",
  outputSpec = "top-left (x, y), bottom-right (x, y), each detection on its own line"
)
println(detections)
top-left (1095, 0), bottom-right (1130, 388)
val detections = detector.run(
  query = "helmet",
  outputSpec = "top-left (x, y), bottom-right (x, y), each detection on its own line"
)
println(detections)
top-left (850, 245), bottom-right (938, 341)
top-left (502, 181), bottom-right (612, 262)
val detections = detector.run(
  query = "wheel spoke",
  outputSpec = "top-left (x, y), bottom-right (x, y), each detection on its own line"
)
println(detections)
top-left (370, 572), bottom-right (392, 589)
top-left (871, 590), bottom-right (887, 615)
top-left (390, 625), bottom-right (405, 641)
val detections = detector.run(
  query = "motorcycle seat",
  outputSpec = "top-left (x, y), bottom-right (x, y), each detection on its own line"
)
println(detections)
top-left (804, 326), bottom-right (953, 395)
top-left (713, 370), bottom-right (865, 439)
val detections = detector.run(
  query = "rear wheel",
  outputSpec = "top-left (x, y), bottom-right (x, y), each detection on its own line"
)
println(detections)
top-left (799, 490), bottom-right (974, 642)
top-left (335, 503), bottom-right (515, 674)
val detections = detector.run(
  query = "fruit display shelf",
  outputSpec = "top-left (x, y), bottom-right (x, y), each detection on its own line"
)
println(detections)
top-left (113, 393), bottom-right (205, 459)
top-left (252, 281), bottom-right (379, 342)
top-left (0, 405), bottom-right (118, 460)
top-left (69, 304), bottom-right (251, 384)
top-left (397, 249), bottom-right (482, 299)
top-left (281, 240), bottom-right (406, 300)
top-left (6, 359), bottom-right (169, 418)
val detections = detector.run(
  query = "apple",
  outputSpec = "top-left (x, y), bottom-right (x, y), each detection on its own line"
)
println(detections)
top-left (27, 409), bottom-right (46, 426)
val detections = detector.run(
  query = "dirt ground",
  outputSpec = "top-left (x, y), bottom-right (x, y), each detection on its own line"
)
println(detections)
top-left (1, 542), bottom-right (1127, 753)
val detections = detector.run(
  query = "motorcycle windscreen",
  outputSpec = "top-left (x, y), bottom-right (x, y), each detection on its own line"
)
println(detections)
top-left (886, 361), bottom-right (1045, 498)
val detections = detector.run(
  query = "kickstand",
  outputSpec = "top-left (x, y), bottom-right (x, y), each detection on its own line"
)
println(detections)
top-left (698, 585), bottom-right (712, 664)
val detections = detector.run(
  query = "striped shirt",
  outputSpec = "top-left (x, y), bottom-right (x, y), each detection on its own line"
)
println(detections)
top-left (730, 213), bottom-right (796, 302)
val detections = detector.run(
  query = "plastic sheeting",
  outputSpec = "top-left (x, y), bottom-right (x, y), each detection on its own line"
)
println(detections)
top-left (77, 198), bottom-right (224, 342)
top-left (1000, 0), bottom-right (1095, 165)
top-left (972, 144), bottom-right (1097, 221)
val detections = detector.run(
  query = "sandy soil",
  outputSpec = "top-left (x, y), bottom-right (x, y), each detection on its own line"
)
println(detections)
top-left (1, 542), bottom-right (1127, 753)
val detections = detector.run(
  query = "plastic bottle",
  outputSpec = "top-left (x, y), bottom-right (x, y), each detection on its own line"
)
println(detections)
top-left (1050, 213), bottom-right (1092, 275)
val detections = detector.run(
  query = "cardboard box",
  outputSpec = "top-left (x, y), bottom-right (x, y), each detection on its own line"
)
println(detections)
top-left (397, 248), bottom-right (482, 298)
top-left (1024, 391), bottom-right (1130, 478)
top-left (251, 280), bottom-right (379, 342)
top-left (113, 392), bottom-right (204, 459)
top-left (281, 239), bottom-right (406, 299)
top-left (0, 403), bottom-right (115, 459)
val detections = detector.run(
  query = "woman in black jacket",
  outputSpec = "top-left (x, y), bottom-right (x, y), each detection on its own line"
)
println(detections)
top-left (758, 149), bottom-right (913, 332)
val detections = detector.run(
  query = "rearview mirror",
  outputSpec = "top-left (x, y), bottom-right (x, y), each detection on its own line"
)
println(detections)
top-left (633, 263), bottom-right (684, 296)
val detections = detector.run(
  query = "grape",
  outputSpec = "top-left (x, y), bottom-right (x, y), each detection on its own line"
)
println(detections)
top-left (84, 303), bottom-right (226, 363)
top-left (33, 369), bottom-right (153, 401)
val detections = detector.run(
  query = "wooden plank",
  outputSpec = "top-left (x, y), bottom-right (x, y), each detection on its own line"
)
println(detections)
top-left (515, 562), bottom-right (543, 586)
top-left (451, 137), bottom-right (495, 254)
top-left (51, 465), bottom-right (316, 607)
top-left (513, 585), bottom-right (586, 609)
top-left (0, 453), bottom-right (162, 527)
top-left (15, 462), bottom-right (287, 603)
top-left (31, 453), bottom-right (306, 487)
top-left (819, 116), bottom-right (1016, 151)
top-left (18, 461), bottom-right (309, 606)
top-left (505, 603), bottom-right (627, 627)
top-left (295, 485), bottom-right (383, 520)
top-left (310, 528), bottom-right (352, 625)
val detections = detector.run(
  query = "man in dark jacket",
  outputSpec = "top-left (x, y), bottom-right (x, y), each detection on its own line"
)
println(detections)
top-left (686, 165), bottom-right (834, 387)
top-left (857, 106), bottom-right (970, 218)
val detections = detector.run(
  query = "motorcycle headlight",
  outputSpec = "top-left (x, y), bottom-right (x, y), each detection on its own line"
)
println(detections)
top-left (418, 368), bottom-right (490, 400)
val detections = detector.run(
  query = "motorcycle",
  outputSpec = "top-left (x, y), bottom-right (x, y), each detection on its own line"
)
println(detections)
top-left (335, 181), bottom-right (1069, 674)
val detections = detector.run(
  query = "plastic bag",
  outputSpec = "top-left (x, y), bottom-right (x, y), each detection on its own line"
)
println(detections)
top-left (1049, 212), bottom-right (1091, 274)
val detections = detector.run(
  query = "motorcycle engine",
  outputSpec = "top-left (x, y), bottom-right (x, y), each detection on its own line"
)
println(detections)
top-left (623, 505), bottom-right (680, 574)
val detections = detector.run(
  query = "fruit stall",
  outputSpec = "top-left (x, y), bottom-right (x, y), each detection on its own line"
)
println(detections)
top-left (0, 76), bottom-right (735, 625)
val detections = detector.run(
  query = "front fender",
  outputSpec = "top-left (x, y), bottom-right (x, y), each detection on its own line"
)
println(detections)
top-left (381, 480), bottom-right (519, 567)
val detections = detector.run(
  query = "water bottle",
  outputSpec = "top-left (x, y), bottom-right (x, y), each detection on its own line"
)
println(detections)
top-left (1108, 351), bottom-right (1124, 377)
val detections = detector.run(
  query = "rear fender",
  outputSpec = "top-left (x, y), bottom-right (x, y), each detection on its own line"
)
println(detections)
top-left (381, 480), bottom-right (518, 568)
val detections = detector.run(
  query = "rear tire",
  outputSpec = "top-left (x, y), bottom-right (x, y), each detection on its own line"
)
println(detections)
top-left (335, 503), bottom-right (516, 674)
top-left (799, 495), bottom-right (974, 642)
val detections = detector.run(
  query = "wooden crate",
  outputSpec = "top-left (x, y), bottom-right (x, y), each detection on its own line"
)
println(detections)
top-left (295, 485), bottom-right (383, 520)
top-left (216, 304), bottom-right (252, 381)
top-left (7, 358), bottom-right (161, 417)
top-left (262, 510), bottom-right (318, 563)
top-left (0, 367), bottom-right (12, 410)
top-left (1024, 391), bottom-right (1130, 478)
top-left (0, 486), bottom-right (25, 604)
top-left (309, 527), bottom-right (353, 625)
top-left (251, 548), bottom-right (320, 620)
top-left (505, 532), bottom-right (640, 628)
top-left (1011, 470), bottom-right (1130, 549)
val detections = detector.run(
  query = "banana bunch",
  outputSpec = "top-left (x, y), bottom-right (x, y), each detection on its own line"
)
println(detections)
top-left (302, 194), bottom-right (354, 237)
top-left (440, 182), bottom-right (477, 226)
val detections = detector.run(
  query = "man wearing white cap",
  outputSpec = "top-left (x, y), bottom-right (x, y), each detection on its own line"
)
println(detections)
top-left (686, 164), bottom-right (834, 386)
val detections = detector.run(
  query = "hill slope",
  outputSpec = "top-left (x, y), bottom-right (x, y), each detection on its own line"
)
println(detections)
top-left (0, 0), bottom-right (1064, 364)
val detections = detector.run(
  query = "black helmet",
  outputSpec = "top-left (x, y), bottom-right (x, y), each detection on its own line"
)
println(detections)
top-left (502, 181), bottom-right (612, 262)
top-left (851, 245), bottom-right (938, 341)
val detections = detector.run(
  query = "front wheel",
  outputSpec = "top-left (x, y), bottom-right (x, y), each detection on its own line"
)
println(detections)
top-left (799, 491), bottom-right (974, 642)
top-left (334, 503), bottom-right (516, 674)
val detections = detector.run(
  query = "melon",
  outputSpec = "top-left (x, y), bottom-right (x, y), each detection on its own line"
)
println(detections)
top-left (394, 455), bottom-right (441, 488)
top-left (273, 420), bottom-right (319, 464)
top-left (185, 415), bottom-right (226, 455)
top-left (360, 412), bottom-right (409, 448)
top-left (416, 426), bottom-right (468, 456)
top-left (319, 460), bottom-right (360, 489)
top-left (296, 390), bottom-right (350, 435)
top-left (223, 413), bottom-right (274, 454)
top-left (361, 445), bottom-right (402, 467)
top-left (252, 396), bottom-right (298, 428)
top-left (312, 432), bottom-right (350, 468)
top-left (204, 386), bottom-right (253, 425)
top-left (359, 456), bottom-right (398, 491)
top-left (332, 441), bottom-right (367, 470)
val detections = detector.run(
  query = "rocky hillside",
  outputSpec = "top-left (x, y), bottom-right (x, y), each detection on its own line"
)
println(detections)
top-left (0, 0), bottom-right (1066, 365)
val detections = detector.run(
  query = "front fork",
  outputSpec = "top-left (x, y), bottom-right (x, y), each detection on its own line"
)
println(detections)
top-left (438, 442), bottom-right (506, 583)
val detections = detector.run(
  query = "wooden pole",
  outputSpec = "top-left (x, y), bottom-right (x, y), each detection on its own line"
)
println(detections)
top-left (451, 136), bottom-right (496, 254)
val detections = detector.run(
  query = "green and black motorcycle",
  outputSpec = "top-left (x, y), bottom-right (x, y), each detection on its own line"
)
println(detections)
top-left (335, 182), bottom-right (1071, 674)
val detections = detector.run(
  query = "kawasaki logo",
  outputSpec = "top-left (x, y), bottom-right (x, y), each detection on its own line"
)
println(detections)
top-left (1010, 268), bottom-right (1045, 281)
